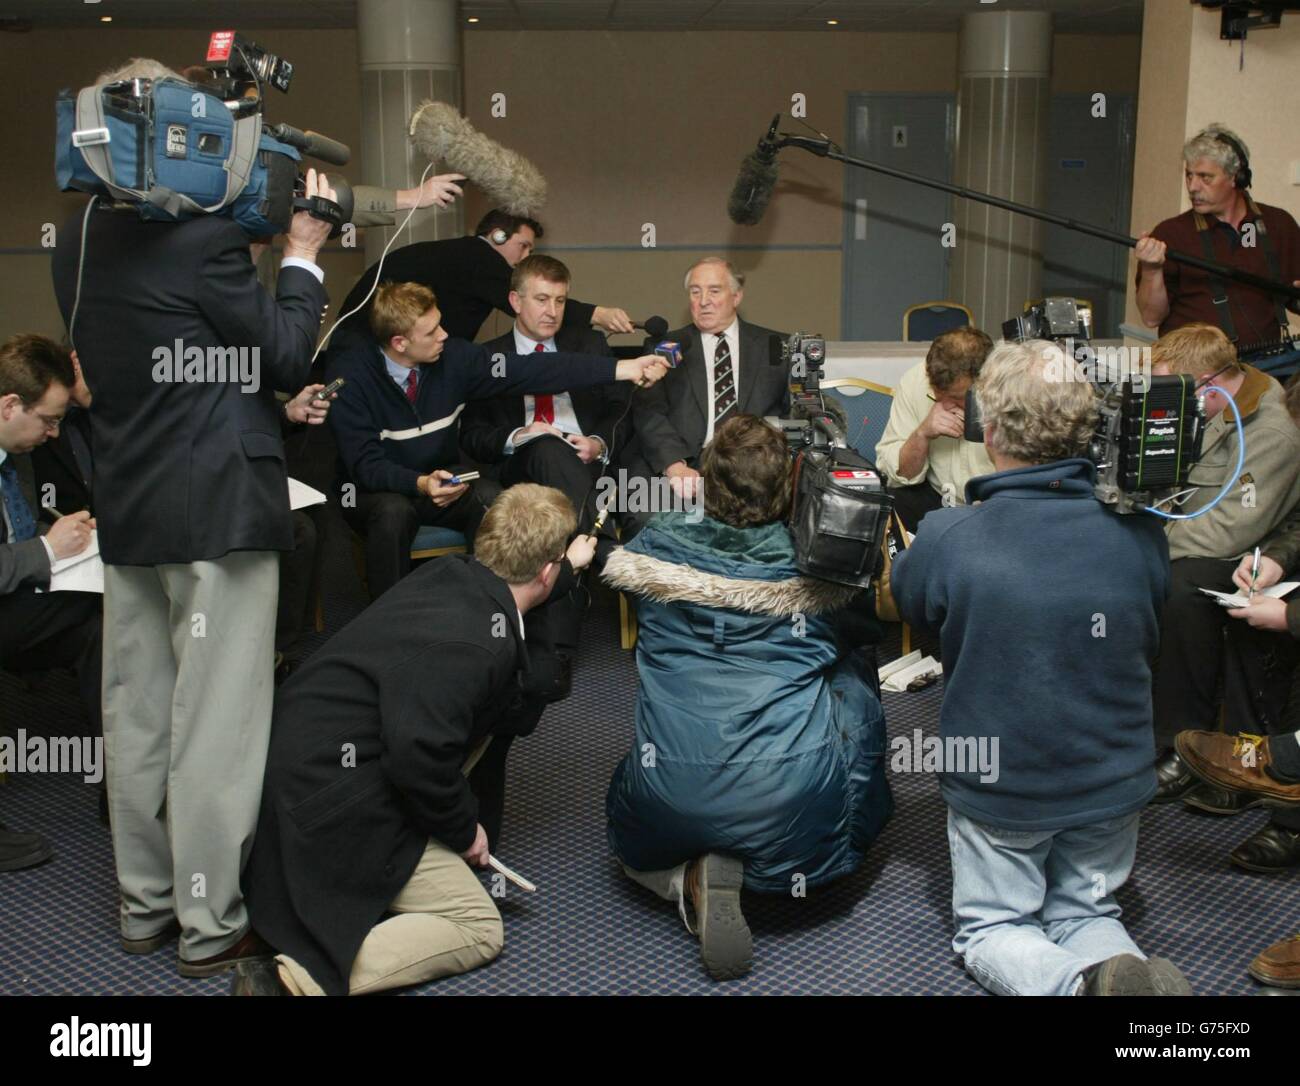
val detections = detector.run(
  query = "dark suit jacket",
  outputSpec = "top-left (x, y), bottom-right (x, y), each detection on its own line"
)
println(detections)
top-left (0, 453), bottom-right (52, 594)
top-left (631, 318), bottom-right (787, 475)
top-left (336, 236), bottom-right (598, 346)
top-left (460, 325), bottom-right (627, 464)
top-left (51, 208), bottom-right (327, 566)
top-left (244, 554), bottom-right (536, 996)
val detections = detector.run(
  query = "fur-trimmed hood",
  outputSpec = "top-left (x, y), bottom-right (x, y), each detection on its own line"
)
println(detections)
top-left (602, 545), bottom-right (860, 617)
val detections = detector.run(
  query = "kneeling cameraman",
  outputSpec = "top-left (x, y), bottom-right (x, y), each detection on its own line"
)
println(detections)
top-left (602, 415), bottom-right (893, 981)
top-left (892, 340), bottom-right (1191, 997)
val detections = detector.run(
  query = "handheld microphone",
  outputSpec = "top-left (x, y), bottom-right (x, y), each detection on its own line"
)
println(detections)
top-left (727, 114), bottom-right (781, 226)
top-left (635, 316), bottom-right (669, 340)
top-left (654, 341), bottom-right (684, 368)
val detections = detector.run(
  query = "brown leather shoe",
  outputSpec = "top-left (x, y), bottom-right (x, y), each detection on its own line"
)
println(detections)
top-left (1174, 731), bottom-right (1300, 806)
top-left (1248, 933), bottom-right (1300, 989)
top-left (178, 928), bottom-right (274, 979)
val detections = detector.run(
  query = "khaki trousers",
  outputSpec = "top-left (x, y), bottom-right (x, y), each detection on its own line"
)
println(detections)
top-left (277, 835), bottom-right (503, 996)
top-left (278, 733), bottom-right (501, 995)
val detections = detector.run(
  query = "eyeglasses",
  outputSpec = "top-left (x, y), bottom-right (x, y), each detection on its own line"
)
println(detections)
top-left (25, 408), bottom-right (64, 432)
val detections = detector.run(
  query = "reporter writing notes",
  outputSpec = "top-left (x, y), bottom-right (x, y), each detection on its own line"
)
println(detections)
top-left (0, 335), bottom-right (102, 872)
top-left (234, 486), bottom-right (592, 996)
top-left (602, 416), bottom-right (892, 981)
top-left (50, 57), bottom-right (333, 975)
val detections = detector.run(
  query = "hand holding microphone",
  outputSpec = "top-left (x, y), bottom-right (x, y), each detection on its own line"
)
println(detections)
top-left (615, 356), bottom-right (669, 388)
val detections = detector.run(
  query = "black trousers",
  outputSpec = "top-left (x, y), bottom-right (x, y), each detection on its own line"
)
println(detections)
top-left (889, 480), bottom-right (945, 535)
top-left (0, 588), bottom-right (103, 736)
top-left (501, 435), bottom-right (606, 537)
top-left (1152, 556), bottom-right (1239, 748)
top-left (343, 473), bottom-right (503, 601)
top-left (275, 508), bottom-right (321, 660)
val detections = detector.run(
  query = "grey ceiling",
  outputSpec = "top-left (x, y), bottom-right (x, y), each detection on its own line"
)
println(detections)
top-left (0, 0), bottom-right (1145, 33)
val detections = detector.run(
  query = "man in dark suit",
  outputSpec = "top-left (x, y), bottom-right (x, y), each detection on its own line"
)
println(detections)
top-left (625, 258), bottom-right (787, 537)
top-left (333, 208), bottom-right (635, 347)
top-left (234, 485), bottom-right (595, 996)
top-left (0, 335), bottom-right (101, 871)
top-left (461, 254), bottom-right (628, 542)
top-left (50, 132), bottom-right (335, 978)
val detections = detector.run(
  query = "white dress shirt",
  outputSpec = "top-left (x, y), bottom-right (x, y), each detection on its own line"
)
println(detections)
top-left (700, 318), bottom-right (740, 446)
top-left (505, 328), bottom-right (585, 453)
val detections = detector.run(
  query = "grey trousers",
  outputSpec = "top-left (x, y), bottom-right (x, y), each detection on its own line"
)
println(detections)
top-left (103, 552), bottom-right (279, 961)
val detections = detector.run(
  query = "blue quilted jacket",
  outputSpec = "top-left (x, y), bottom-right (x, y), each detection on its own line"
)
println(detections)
top-left (602, 513), bottom-right (893, 893)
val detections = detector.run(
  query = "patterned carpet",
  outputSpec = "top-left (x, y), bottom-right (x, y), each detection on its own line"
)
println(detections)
top-left (2, 514), bottom-right (1297, 996)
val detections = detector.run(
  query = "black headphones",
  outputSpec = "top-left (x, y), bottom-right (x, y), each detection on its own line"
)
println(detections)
top-left (488, 228), bottom-right (509, 245)
top-left (1212, 131), bottom-right (1253, 190)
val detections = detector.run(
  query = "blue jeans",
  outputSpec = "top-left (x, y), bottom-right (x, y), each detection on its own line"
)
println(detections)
top-left (947, 807), bottom-right (1145, 996)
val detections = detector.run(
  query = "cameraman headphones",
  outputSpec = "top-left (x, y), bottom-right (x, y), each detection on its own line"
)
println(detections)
top-left (1212, 131), bottom-right (1252, 190)
top-left (488, 227), bottom-right (509, 245)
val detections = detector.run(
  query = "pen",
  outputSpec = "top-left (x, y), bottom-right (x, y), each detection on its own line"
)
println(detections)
top-left (1249, 546), bottom-right (1260, 602)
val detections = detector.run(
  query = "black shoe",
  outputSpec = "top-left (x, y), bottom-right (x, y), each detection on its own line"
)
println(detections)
top-left (1229, 823), bottom-right (1300, 873)
top-left (1182, 782), bottom-right (1267, 816)
top-left (231, 958), bottom-right (288, 996)
top-left (1152, 749), bottom-right (1198, 804)
top-left (0, 824), bottom-right (53, 872)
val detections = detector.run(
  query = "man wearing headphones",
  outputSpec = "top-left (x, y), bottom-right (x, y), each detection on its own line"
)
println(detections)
top-left (1135, 125), bottom-right (1300, 347)
top-left (335, 209), bottom-right (635, 346)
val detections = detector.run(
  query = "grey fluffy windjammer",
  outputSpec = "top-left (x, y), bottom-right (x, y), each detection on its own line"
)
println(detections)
top-left (601, 548), bottom-right (859, 618)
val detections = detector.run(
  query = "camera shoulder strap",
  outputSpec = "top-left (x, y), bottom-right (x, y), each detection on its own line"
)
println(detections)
top-left (1193, 210), bottom-right (1239, 343)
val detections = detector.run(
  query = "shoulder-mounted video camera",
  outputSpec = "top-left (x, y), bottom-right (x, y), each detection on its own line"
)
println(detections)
top-left (766, 331), bottom-right (893, 589)
top-left (966, 298), bottom-right (1206, 514)
top-left (56, 31), bottom-right (353, 237)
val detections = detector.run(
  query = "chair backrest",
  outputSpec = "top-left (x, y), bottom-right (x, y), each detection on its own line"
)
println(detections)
top-left (902, 301), bottom-right (972, 343)
top-left (821, 378), bottom-right (895, 466)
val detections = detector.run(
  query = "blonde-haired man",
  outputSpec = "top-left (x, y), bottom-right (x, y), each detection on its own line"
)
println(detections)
top-left (328, 281), bottom-right (665, 600)
top-left (235, 485), bottom-right (594, 996)
top-left (893, 340), bottom-right (1190, 997)
top-left (1147, 323), bottom-right (1300, 803)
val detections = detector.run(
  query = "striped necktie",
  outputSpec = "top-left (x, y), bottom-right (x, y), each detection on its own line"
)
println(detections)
top-left (713, 334), bottom-right (736, 426)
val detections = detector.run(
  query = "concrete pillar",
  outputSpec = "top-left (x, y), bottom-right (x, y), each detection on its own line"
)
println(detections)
top-left (356, 0), bottom-right (462, 263)
top-left (949, 10), bottom-right (1053, 334)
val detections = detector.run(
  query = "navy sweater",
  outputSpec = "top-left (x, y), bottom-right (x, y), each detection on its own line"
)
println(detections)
top-left (327, 337), bottom-right (619, 497)
top-left (891, 459), bottom-right (1170, 831)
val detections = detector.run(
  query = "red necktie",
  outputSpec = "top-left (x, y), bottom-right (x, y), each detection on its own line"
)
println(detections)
top-left (532, 343), bottom-right (554, 424)
top-left (404, 368), bottom-right (418, 405)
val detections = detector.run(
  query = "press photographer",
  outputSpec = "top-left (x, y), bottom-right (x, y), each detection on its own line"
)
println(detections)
top-left (49, 52), bottom-right (335, 978)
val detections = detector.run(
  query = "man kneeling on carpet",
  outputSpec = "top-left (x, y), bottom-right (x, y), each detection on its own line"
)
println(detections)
top-left (891, 340), bottom-right (1192, 997)
top-left (602, 415), bottom-right (893, 981)
top-left (232, 484), bottom-right (595, 995)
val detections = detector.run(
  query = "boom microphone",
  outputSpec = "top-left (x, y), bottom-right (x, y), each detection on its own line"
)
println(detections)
top-left (727, 114), bottom-right (781, 226)
top-left (408, 100), bottom-right (548, 216)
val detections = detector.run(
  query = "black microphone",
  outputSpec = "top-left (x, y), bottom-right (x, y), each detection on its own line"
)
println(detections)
top-left (634, 316), bottom-right (669, 340)
top-left (727, 115), bottom-right (781, 226)
top-left (267, 123), bottom-right (351, 167)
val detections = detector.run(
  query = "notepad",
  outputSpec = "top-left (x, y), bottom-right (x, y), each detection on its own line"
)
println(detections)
top-left (47, 530), bottom-right (104, 594)
top-left (878, 649), bottom-right (943, 693)
top-left (288, 477), bottom-right (327, 511)
top-left (1197, 582), bottom-right (1299, 609)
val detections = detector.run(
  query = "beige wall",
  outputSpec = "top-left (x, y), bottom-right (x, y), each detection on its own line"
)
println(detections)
top-left (2, 27), bottom-right (1138, 344)
top-left (1125, 3), bottom-right (1300, 337)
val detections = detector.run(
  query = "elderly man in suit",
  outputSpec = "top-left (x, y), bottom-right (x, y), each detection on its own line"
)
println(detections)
top-left (624, 258), bottom-right (786, 537)
top-left (50, 66), bottom-right (335, 976)
top-left (0, 334), bottom-right (101, 871)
